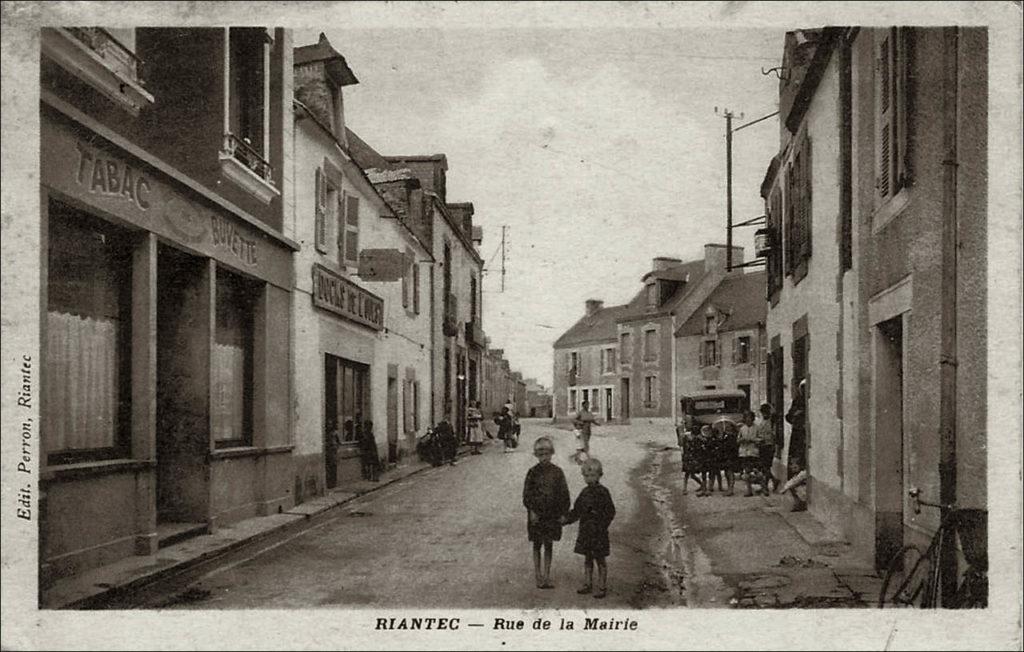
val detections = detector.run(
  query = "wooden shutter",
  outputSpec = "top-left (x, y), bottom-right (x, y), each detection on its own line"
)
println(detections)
top-left (412, 263), bottom-right (420, 314)
top-left (315, 168), bottom-right (326, 253)
top-left (345, 195), bottom-right (360, 263)
top-left (731, 337), bottom-right (738, 365)
top-left (876, 30), bottom-right (894, 201)
top-left (402, 250), bottom-right (410, 309)
top-left (802, 135), bottom-right (813, 262)
top-left (785, 159), bottom-right (795, 274)
top-left (895, 27), bottom-right (913, 190)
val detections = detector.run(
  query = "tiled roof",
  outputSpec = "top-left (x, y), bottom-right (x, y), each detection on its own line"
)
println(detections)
top-left (553, 301), bottom-right (637, 348)
top-left (366, 167), bottom-right (416, 184)
top-left (676, 271), bottom-right (767, 336)
top-left (346, 128), bottom-right (391, 170)
top-left (619, 259), bottom-right (707, 322)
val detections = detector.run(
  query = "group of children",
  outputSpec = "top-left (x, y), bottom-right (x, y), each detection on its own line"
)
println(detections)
top-left (678, 403), bottom-right (779, 498)
top-left (523, 436), bottom-right (615, 598)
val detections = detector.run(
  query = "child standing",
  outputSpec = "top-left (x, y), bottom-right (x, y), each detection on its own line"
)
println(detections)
top-left (677, 425), bottom-right (704, 495)
top-left (696, 424), bottom-right (714, 497)
top-left (563, 458), bottom-right (616, 598)
top-left (737, 410), bottom-right (763, 497)
top-left (523, 436), bottom-right (570, 589)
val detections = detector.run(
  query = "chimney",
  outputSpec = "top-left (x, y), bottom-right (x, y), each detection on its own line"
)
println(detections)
top-left (703, 243), bottom-right (745, 273)
top-left (652, 256), bottom-right (682, 272)
top-left (446, 202), bottom-right (475, 239)
top-left (585, 299), bottom-right (604, 316)
top-left (294, 33), bottom-right (358, 140)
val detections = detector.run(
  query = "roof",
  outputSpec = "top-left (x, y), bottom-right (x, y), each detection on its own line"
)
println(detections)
top-left (554, 303), bottom-right (636, 348)
top-left (366, 167), bottom-right (417, 184)
top-left (346, 128), bottom-right (391, 170)
top-left (681, 389), bottom-right (748, 400)
top-left (619, 259), bottom-right (708, 323)
top-left (294, 33), bottom-right (358, 86)
top-left (386, 154), bottom-right (448, 165)
top-left (676, 271), bottom-right (767, 336)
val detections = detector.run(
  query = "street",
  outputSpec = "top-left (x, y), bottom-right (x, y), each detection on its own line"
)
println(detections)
top-left (144, 420), bottom-right (877, 610)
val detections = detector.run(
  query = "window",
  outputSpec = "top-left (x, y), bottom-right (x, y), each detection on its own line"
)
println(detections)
top-left (620, 332), bottom-right (632, 365)
top-left (699, 340), bottom-right (720, 368)
top-left (341, 194), bottom-right (360, 265)
top-left (45, 202), bottom-right (133, 464)
top-left (590, 388), bottom-right (600, 414)
top-left (314, 168), bottom-right (327, 253)
top-left (325, 355), bottom-right (371, 444)
top-left (643, 376), bottom-right (657, 408)
top-left (42, 28), bottom-right (152, 115)
top-left (876, 27), bottom-right (913, 207)
top-left (569, 351), bottom-right (579, 379)
top-left (213, 269), bottom-right (257, 447)
top-left (470, 273), bottom-right (478, 322)
top-left (767, 182), bottom-right (784, 299)
top-left (569, 389), bottom-right (577, 412)
top-left (705, 315), bottom-right (717, 335)
top-left (646, 283), bottom-right (657, 308)
top-left (643, 329), bottom-right (657, 361)
top-left (601, 347), bottom-right (616, 373)
top-left (412, 262), bottom-right (421, 314)
top-left (733, 336), bottom-right (752, 364)
top-left (785, 132), bottom-right (812, 280)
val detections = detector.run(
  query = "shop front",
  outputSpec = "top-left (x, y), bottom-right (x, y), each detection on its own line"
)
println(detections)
top-left (39, 107), bottom-right (296, 582)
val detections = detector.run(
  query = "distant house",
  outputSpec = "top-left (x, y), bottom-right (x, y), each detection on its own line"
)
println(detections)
top-left (675, 271), bottom-right (767, 409)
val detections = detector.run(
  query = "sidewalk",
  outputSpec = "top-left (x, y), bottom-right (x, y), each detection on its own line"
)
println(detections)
top-left (671, 470), bottom-right (884, 608)
top-left (42, 442), bottom-right (481, 609)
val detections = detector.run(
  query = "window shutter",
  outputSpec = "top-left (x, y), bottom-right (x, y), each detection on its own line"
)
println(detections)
top-left (315, 168), bottom-right (326, 252)
top-left (345, 195), bottom-right (360, 263)
top-left (731, 337), bottom-right (738, 365)
top-left (802, 135), bottom-right (813, 262)
top-left (876, 32), bottom-right (893, 202)
top-left (785, 160), bottom-right (795, 274)
top-left (402, 251), bottom-right (409, 309)
top-left (412, 263), bottom-right (420, 314)
top-left (895, 27), bottom-right (913, 190)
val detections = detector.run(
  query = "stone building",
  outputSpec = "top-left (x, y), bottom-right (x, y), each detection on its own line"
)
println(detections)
top-left (675, 271), bottom-right (767, 409)
top-left (39, 27), bottom-right (296, 582)
top-left (760, 27), bottom-right (987, 569)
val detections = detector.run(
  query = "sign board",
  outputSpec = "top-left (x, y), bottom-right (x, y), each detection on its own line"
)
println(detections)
top-left (358, 248), bottom-right (408, 282)
top-left (312, 263), bottom-right (384, 331)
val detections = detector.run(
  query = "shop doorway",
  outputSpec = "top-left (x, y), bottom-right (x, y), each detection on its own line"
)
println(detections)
top-left (874, 316), bottom-right (905, 569)
top-left (156, 245), bottom-right (211, 535)
top-left (324, 354), bottom-right (371, 489)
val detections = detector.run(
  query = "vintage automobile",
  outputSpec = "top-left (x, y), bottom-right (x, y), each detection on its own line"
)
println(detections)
top-left (676, 389), bottom-right (750, 442)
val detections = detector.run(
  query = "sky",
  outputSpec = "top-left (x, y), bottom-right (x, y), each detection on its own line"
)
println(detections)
top-left (300, 26), bottom-right (785, 388)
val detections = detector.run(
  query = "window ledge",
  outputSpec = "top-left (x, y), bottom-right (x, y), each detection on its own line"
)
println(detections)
top-left (219, 152), bottom-right (280, 205)
top-left (872, 188), bottom-right (911, 234)
top-left (42, 28), bottom-right (155, 116)
top-left (42, 458), bottom-right (155, 482)
top-left (210, 444), bottom-right (294, 460)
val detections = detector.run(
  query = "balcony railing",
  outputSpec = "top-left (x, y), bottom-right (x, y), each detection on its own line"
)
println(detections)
top-left (66, 27), bottom-right (143, 83)
top-left (443, 293), bottom-right (459, 337)
top-left (222, 133), bottom-right (274, 186)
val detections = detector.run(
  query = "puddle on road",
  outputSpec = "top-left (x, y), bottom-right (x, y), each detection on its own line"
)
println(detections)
top-left (638, 447), bottom-right (732, 608)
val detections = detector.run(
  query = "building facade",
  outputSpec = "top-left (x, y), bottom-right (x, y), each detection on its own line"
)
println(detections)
top-left (761, 27), bottom-right (987, 568)
top-left (39, 27), bottom-right (296, 583)
top-left (290, 35), bottom-right (433, 502)
top-left (675, 271), bottom-right (767, 409)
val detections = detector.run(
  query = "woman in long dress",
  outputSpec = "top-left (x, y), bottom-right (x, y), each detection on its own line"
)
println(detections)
top-left (467, 401), bottom-right (484, 454)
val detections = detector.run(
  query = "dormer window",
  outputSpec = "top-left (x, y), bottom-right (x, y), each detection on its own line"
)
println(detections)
top-left (646, 282), bottom-right (657, 308)
top-left (41, 27), bottom-right (154, 115)
top-left (219, 27), bottom-right (279, 204)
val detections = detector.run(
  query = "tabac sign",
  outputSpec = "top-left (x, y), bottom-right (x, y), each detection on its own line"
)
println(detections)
top-left (312, 263), bottom-right (384, 331)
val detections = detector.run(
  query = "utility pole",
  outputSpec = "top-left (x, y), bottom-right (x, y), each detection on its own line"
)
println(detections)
top-left (716, 107), bottom-right (739, 270)
top-left (500, 225), bottom-right (508, 293)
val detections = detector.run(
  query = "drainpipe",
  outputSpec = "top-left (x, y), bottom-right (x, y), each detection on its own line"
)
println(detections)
top-left (938, 26), bottom-right (960, 607)
top-left (670, 313), bottom-right (678, 424)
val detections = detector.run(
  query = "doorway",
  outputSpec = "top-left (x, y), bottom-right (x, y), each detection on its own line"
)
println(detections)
top-left (874, 316), bottom-right (905, 569)
top-left (387, 372), bottom-right (399, 465)
top-left (156, 245), bottom-right (210, 531)
top-left (605, 388), bottom-right (613, 421)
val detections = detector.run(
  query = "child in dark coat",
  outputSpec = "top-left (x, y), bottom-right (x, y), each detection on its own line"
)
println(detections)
top-left (563, 457), bottom-right (616, 598)
top-left (523, 436), bottom-right (570, 588)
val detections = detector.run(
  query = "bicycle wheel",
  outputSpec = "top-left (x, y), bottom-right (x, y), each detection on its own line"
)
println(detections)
top-left (879, 545), bottom-right (934, 608)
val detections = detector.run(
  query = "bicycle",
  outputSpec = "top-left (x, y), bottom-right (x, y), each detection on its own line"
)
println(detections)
top-left (878, 487), bottom-right (988, 608)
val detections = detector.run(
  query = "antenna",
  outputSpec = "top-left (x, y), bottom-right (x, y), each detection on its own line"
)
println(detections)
top-left (500, 225), bottom-right (508, 292)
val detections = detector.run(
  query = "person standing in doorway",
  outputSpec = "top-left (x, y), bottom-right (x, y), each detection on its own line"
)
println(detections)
top-left (573, 400), bottom-right (597, 454)
top-left (467, 401), bottom-right (484, 454)
top-left (784, 379), bottom-right (809, 511)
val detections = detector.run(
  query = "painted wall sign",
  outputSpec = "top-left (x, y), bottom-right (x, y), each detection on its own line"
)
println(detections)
top-left (75, 140), bottom-right (151, 210)
top-left (312, 263), bottom-right (384, 331)
top-left (358, 248), bottom-right (408, 282)
top-left (41, 116), bottom-right (294, 288)
top-left (211, 215), bottom-right (258, 267)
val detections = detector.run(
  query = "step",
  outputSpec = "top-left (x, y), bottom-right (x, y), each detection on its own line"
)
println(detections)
top-left (156, 521), bottom-right (208, 549)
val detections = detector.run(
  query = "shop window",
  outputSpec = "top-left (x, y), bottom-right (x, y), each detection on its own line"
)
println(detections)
top-left (326, 354), bottom-right (371, 444)
top-left (212, 269), bottom-right (257, 447)
top-left (44, 201), bottom-right (133, 464)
